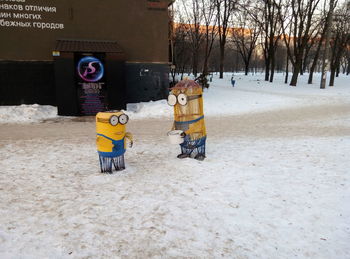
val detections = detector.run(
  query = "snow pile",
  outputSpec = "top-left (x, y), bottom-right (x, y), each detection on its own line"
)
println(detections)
top-left (126, 100), bottom-right (173, 119)
top-left (0, 104), bottom-right (58, 123)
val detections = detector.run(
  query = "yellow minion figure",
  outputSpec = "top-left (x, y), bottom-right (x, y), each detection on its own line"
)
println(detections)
top-left (96, 110), bottom-right (133, 173)
top-left (168, 79), bottom-right (206, 161)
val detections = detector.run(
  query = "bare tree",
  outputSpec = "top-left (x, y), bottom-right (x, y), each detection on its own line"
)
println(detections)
top-left (340, 55), bottom-right (348, 74)
top-left (320, 0), bottom-right (337, 88)
top-left (264, 0), bottom-right (283, 82)
top-left (216, 0), bottom-right (236, 78)
top-left (230, 8), bottom-right (260, 75)
top-left (278, 0), bottom-right (322, 86)
top-left (284, 21), bottom-right (293, 84)
top-left (247, 0), bottom-right (283, 82)
top-left (301, 19), bottom-right (323, 74)
top-left (172, 12), bottom-right (192, 80)
top-left (201, 0), bottom-right (218, 76)
top-left (307, 16), bottom-right (327, 84)
top-left (347, 50), bottom-right (350, 75)
top-left (181, 0), bottom-right (205, 77)
top-left (329, 2), bottom-right (350, 86)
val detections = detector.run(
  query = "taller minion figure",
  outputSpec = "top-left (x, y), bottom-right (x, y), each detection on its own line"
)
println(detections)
top-left (168, 79), bottom-right (206, 161)
top-left (96, 110), bottom-right (133, 173)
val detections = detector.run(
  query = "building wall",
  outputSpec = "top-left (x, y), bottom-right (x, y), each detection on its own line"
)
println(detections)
top-left (0, 60), bottom-right (55, 105)
top-left (0, 0), bottom-right (171, 107)
top-left (0, 0), bottom-right (170, 62)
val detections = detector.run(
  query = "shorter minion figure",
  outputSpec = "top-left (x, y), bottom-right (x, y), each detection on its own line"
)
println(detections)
top-left (168, 79), bottom-right (206, 161)
top-left (96, 110), bottom-right (133, 173)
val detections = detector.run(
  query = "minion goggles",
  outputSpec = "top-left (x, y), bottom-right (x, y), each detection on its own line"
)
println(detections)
top-left (97, 114), bottom-right (129, 126)
top-left (167, 93), bottom-right (202, 106)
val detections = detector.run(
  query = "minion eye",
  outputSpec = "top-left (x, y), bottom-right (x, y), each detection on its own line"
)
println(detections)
top-left (167, 94), bottom-right (177, 106)
top-left (119, 114), bottom-right (129, 125)
top-left (177, 93), bottom-right (187, 105)
top-left (109, 115), bottom-right (119, 126)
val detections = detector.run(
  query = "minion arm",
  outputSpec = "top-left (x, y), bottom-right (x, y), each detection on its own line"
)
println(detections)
top-left (125, 132), bottom-right (133, 148)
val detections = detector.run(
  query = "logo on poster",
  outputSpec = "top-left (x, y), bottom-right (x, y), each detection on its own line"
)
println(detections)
top-left (77, 56), bottom-right (104, 82)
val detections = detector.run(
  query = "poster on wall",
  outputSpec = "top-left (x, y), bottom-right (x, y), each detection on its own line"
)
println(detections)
top-left (75, 53), bottom-right (108, 115)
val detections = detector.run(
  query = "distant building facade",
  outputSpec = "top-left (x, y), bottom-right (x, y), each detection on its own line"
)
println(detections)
top-left (0, 0), bottom-right (173, 115)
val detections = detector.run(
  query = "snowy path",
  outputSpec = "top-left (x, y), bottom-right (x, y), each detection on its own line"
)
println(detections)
top-left (1, 102), bottom-right (350, 140)
top-left (1, 99), bottom-right (349, 258)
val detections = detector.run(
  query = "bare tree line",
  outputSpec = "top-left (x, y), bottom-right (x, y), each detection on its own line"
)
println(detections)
top-left (170, 0), bottom-right (350, 87)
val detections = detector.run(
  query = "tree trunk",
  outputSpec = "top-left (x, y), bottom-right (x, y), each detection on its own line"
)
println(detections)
top-left (219, 44), bottom-right (225, 79)
top-left (203, 56), bottom-right (209, 76)
top-left (302, 56), bottom-right (308, 74)
top-left (320, 0), bottom-right (335, 89)
top-left (336, 64), bottom-right (340, 77)
top-left (285, 53), bottom-right (289, 84)
top-left (244, 62), bottom-right (249, 75)
top-left (265, 58), bottom-right (270, 81)
top-left (308, 40), bottom-right (324, 84)
top-left (329, 68), bottom-right (336, 86)
top-left (202, 41), bottom-right (209, 76)
top-left (192, 52), bottom-right (198, 77)
top-left (290, 61), bottom-right (301, 86)
top-left (300, 58), bottom-right (304, 75)
top-left (269, 51), bottom-right (275, 82)
top-left (308, 60), bottom-right (317, 84)
top-left (181, 64), bottom-right (186, 80)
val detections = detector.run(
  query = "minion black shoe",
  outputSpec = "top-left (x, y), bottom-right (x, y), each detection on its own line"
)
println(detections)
top-left (194, 154), bottom-right (205, 161)
top-left (177, 153), bottom-right (190, 159)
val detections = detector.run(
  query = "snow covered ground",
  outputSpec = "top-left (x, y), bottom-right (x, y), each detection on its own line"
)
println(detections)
top-left (1, 72), bottom-right (349, 123)
top-left (127, 73), bottom-right (350, 120)
top-left (0, 73), bottom-right (349, 258)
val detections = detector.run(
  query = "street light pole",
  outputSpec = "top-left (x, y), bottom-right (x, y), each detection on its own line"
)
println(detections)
top-left (320, 0), bottom-right (335, 89)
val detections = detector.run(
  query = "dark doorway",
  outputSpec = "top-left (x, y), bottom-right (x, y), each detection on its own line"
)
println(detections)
top-left (54, 39), bottom-right (126, 116)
